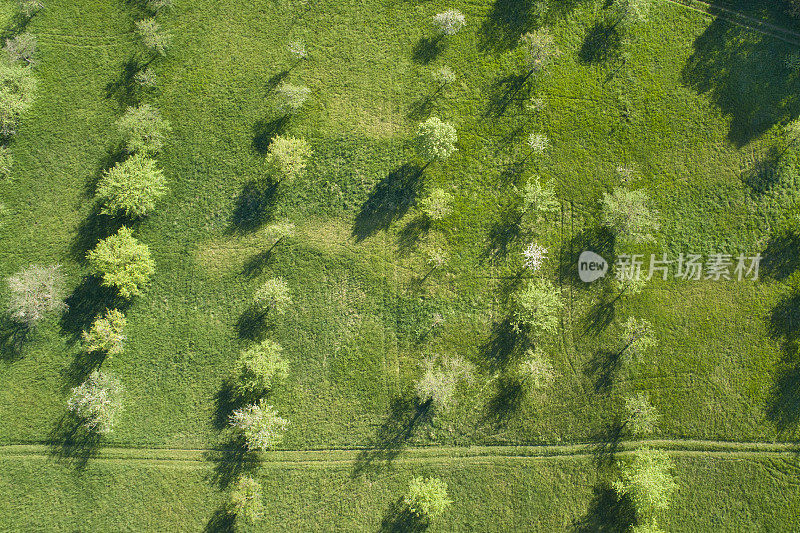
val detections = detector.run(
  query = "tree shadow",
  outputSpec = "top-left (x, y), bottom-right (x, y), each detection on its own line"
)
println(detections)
top-left (588, 418), bottom-right (625, 468)
top-left (86, 143), bottom-right (129, 199)
top-left (203, 507), bottom-right (236, 533)
top-left (60, 276), bottom-right (129, 345)
top-left (396, 215), bottom-right (430, 255)
top-left (377, 497), bottom-right (429, 533)
top-left (235, 307), bottom-right (275, 342)
top-left (767, 292), bottom-right (800, 433)
top-left (69, 204), bottom-right (127, 264)
top-left (205, 434), bottom-right (261, 490)
top-left (411, 35), bottom-right (445, 64)
top-left (742, 145), bottom-right (782, 195)
top-left (212, 379), bottom-right (252, 432)
top-left (478, 0), bottom-right (546, 52)
top-left (61, 350), bottom-right (107, 391)
top-left (582, 286), bottom-right (619, 336)
top-left (482, 374), bottom-right (525, 428)
top-left (240, 239), bottom-right (285, 279)
top-left (682, 16), bottom-right (800, 146)
top-left (584, 348), bottom-right (622, 392)
top-left (104, 55), bottom-right (153, 109)
top-left (476, 317), bottom-right (529, 374)
top-left (352, 164), bottom-right (423, 242)
top-left (252, 116), bottom-right (289, 154)
top-left (762, 230), bottom-right (800, 280)
top-left (558, 226), bottom-right (615, 289)
top-left (407, 92), bottom-right (439, 121)
top-left (578, 21), bottom-right (622, 64)
top-left (47, 413), bottom-right (102, 470)
top-left (571, 484), bottom-right (636, 533)
top-left (0, 318), bottom-right (32, 362)
top-left (265, 69), bottom-right (290, 93)
top-left (483, 207), bottom-right (522, 260)
top-left (228, 181), bottom-right (280, 234)
top-left (485, 73), bottom-right (534, 117)
top-left (351, 397), bottom-right (432, 478)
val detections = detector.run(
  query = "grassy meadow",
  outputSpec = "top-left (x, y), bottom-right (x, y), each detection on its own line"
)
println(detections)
top-left (1, 0), bottom-right (800, 529)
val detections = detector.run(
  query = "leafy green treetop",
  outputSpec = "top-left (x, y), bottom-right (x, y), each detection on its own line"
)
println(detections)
top-left (82, 308), bottom-right (127, 356)
top-left (415, 116), bottom-right (457, 162)
top-left (613, 447), bottom-right (677, 528)
top-left (511, 278), bottom-right (562, 334)
top-left (404, 476), bottom-right (452, 520)
top-left (229, 476), bottom-right (264, 525)
top-left (229, 399), bottom-right (289, 451)
top-left (267, 135), bottom-right (312, 183)
top-left (66, 370), bottom-right (123, 435)
top-left (87, 226), bottom-right (155, 298)
top-left (116, 104), bottom-right (172, 155)
top-left (234, 339), bottom-right (289, 398)
top-left (601, 187), bottom-right (659, 244)
top-left (96, 154), bottom-right (167, 218)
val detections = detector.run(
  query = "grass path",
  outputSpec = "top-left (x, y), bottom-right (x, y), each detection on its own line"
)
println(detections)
top-left (2, 439), bottom-right (798, 465)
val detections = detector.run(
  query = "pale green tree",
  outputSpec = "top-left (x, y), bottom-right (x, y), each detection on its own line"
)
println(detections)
top-left (66, 370), bottom-right (123, 434)
top-left (6, 264), bottom-right (66, 327)
top-left (266, 135), bottom-right (312, 183)
top-left (624, 393), bottom-right (660, 435)
top-left (404, 477), bottom-right (452, 520)
top-left (511, 279), bottom-right (562, 334)
top-left (613, 447), bottom-right (677, 529)
top-left (96, 154), bottom-right (167, 218)
top-left (415, 116), bottom-right (457, 162)
top-left (234, 339), bottom-right (289, 397)
top-left (87, 227), bottom-right (155, 298)
top-left (229, 399), bottom-right (289, 451)
top-left (601, 187), bottom-right (659, 244)
top-left (253, 277), bottom-right (292, 315)
top-left (82, 309), bottom-right (127, 356)
top-left (229, 476), bottom-right (264, 524)
top-left (116, 104), bottom-right (172, 155)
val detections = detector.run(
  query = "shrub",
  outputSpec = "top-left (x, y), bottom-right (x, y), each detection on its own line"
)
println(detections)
top-left (275, 82), bottom-right (310, 115)
top-left (145, 0), bottom-right (172, 12)
top-left (624, 393), bottom-right (659, 435)
top-left (229, 399), bottom-right (289, 451)
top-left (0, 145), bottom-right (13, 179)
top-left (521, 242), bottom-right (547, 271)
top-left (136, 18), bottom-right (171, 56)
top-left (612, 447), bottom-right (677, 526)
top-left (287, 40), bottom-right (307, 59)
top-left (433, 66), bottom-right (455, 88)
top-left (87, 227), bottom-right (155, 298)
top-left (519, 30), bottom-right (560, 75)
top-left (601, 187), bottom-right (659, 244)
top-left (520, 176), bottom-right (559, 223)
top-left (17, 0), bottom-right (44, 18)
top-left (66, 370), bottom-right (123, 435)
top-left (234, 339), bottom-right (289, 397)
top-left (404, 477), bottom-right (452, 520)
top-left (133, 67), bottom-right (157, 88)
top-left (82, 309), bottom-right (126, 356)
top-left (415, 116), bottom-right (457, 162)
top-left (229, 476), bottom-right (264, 524)
top-left (6, 264), bottom-right (66, 327)
top-left (414, 355), bottom-right (473, 411)
top-left (527, 133), bottom-right (549, 155)
top-left (619, 316), bottom-right (656, 361)
top-left (518, 348), bottom-right (556, 389)
top-left (4, 33), bottom-right (37, 66)
top-left (0, 57), bottom-right (37, 137)
top-left (511, 279), bottom-right (562, 334)
top-left (419, 187), bottom-right (452, 220)
top-left (432, 10), bottom-right (466, 36)
top-left (116, 104), bottom-right (172, 155)
top-left (253, 277), bottom-right (292, 315)
top-left (266, 135), bottom-right (312, 183)
top-left (96, 154), bottom-right (167, 218)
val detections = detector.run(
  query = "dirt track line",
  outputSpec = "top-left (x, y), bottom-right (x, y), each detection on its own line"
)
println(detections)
top-left (1, 440), bottom-right (798, 465)
top-left (664, 0), bottom-right (800, 46)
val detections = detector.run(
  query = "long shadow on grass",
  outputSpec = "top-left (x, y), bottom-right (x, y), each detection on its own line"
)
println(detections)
top-left (682, 16), bottom-right (800, 146)
top-left (585, 347), bottom-right (624, 393)
top-left (203, 508), bottom-right (236, 533)
top-left (477, 317), bottom-right (529, 375)
top-left (48, 413), bottom-right (102, 470)
top-left (252, 116), bottom-right (289, 154)
top-left (69, 205), bottom-right (128, 264)
top-left (558, 226), bottom-right (615, 289)
top-left (378, 497), bottom-right (429, 533)
top-left (352, 164), bottom-right (423, 242)
top-left (482, 374), bottom-right (525, 429)
top-left (0, 318), bottom-right (32, 362)
top-left (578, 20), bottom-right (622, 64)
top-left (767, 292), bottom-right (800, 433)
top-left (762, 230), bottom-right (800, 281)
top-left (571, 484), bottom-right (636, 533)
top-left (482, 208), bottom-right (522, 260)
top-left (104, 55), bottom-right (155, 109)
top-left (479, 0), bottom-right (546, 52)
top-left (205, 434), bottom-right (262, 489)
top-left (742, 145), bottom-right (783, 195)
top-left (60, 275), bottom-right (129, 345)
top-left (412, 35), bottom-right (445, 64)
top-left (588, 418), bottom-right (625, 468)
top-left (485, 73), bottom-right (535, 117)
top-left (351, 397), bottom-right (432, 478)
top-left (228, 181), bottom-right (280, 234)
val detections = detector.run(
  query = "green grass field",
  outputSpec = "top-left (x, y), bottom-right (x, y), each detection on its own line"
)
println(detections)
top-left (1, 0), bottom-right (800, 529)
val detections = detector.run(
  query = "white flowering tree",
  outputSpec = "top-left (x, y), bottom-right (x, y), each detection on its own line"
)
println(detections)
top-left (67, 370), bottom-right (123, 435)
top-left (522, 242), bottom-right (547, 271)
top-left (432, 10), bottom-right (466, 36)
top-left (229, 400), bottom-right (289, 451)
top-left (415, 117), bottom-right (457, 162)
top-left (6, 264), bottom-right (66, 327)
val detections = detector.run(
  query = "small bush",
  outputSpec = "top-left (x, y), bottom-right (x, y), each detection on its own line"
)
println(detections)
top-left (432, 10), bottom-right (466, 36)
top-left (87, 227), bottom-right (155, 298)
top-left (404, 477), bottom-right (452, 520)
top-left (415, 116), bottom-right (457, 162)
top-left (275, 83), bottom-right (310, 115)
top-left (601, 187), bottom-right (659, 244)
top-left (229, 476), bottom-right (264, 524)
top-left (82, 309), bottom-right (127, 356)
top-left (229, 399), bottom-right (289, 451)
top-left (116, 104), bottom-right (172, 155)
top-left (519, 30), bottom-right (560, 74)
top-left (287, 40), bottom-right (307, 59)
top-left (418, 187), bottom-right (452, 220)
top-left (234, 339), bottom-right (289, 397)
top-left (133, 67), bottom-right (157, 88)
top-left (4, 33), bottom-right (37, 66)
top-left (6, 264), bottom-right (66, 327)
top-left (17, 0), bottom-right (44, 18)
top-left (0, 57), bottom-right (37, 137)
top-left (96, 154), bottom-right (167, 218)
top-left (511, 279), bottom-right (562, 334)
top-left (66, 370), bottom-right (123, 435)
top-left (253, 277), bottom-right (292, 315)
top-left (414, 354), bottom-right (473, 411)
top-left (136, 18), bottom-right (171, 56)
top-left (624, 393), bottom-right (659, 435)
top-left (266, 135), bottom-right (312, 183)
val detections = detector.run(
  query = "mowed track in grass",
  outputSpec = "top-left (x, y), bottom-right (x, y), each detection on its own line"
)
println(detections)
top-left (1, 0), bottom-right (800, 529)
